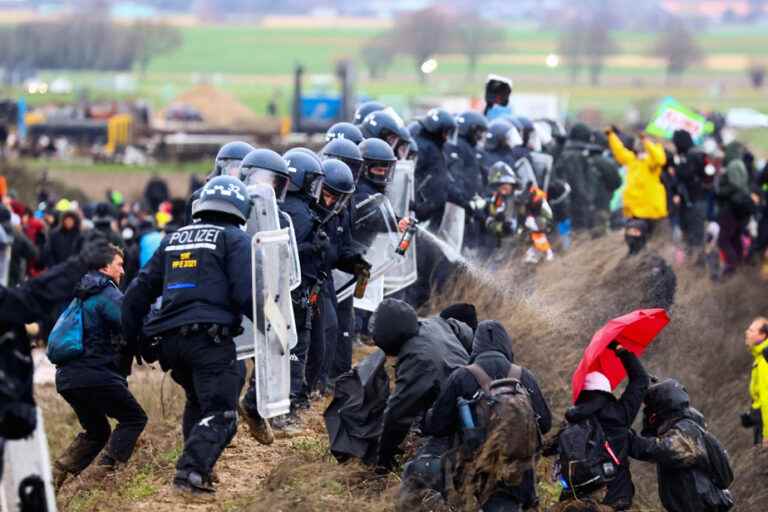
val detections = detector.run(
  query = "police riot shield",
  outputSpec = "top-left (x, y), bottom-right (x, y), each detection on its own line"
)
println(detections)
top-left (252, 228), bottom-right (299, 419)
top-left (531, 151), bottom-right (554, 192)
top-left (437, 202), bottom-right (466, 255)
top-left (235, 184), bottom-right (300, 360)
top-left (0, 409), bottom-right (58, 512)
top-left (384, 160), bottom-right (418, 296)
top-left (335, 193), bottom-right (401, 303)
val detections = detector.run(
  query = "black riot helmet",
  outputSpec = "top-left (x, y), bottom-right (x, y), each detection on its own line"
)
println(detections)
top-left (239, 149), bottom-right (292, 202)
top-left (359, 138), bottom-right (397, 189)
top-left (360, 110), bottom-right (411, 160)
top-left (420, 108), bottom-right (457, 142)
top-left (318, 159), bottom-right (355, 217)
top-left (485, 119), bottom-right (522, 151)
top-left (212, 141), bottom-right (255, 179)
top-left (353, 100), bottom-right (386, 125)
top-left (283, 148), bottom-right (325, 203)
top-left (326, 122), bottom-right (364, 145)
top-left (192, 175), bottom-right (251, 224)
top-left (320, 138), bottom-right (363, 182)
top-left (456, 111), bottom-right (488, 146)
top-left (642, 379), bottom-right (691, 436)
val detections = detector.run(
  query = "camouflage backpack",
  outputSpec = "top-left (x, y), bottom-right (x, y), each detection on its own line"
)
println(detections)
top-left (464, 363), bottom-right (539, 489)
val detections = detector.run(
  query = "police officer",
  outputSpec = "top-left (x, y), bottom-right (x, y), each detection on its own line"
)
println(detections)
top-left (186, 141), bottom-right (255, 222)
top-left (312, 159), bottom-right (369, 388)
top-left (326, 122), bottom-right (364, 145)
top-left (275, 148), bottom-right (327, 433)
top-left (237, 148), bottom-right (292, 445)
top-left (410, 108), bottom-right (457, 227)
top-left (446, 111), bottom-right (488, 249)
top-left (360, 109), bottom-right (412, 160)
top-left (356, 138), bottom-right (398, 201)
top-left (353, 100), bottom-right (386, 125)
top-left (122, 176), bottom-right (254, 494)
top-left (320, 138), bottom-right (364, 184)
top-left (484, 119), bottom-right (537, 191)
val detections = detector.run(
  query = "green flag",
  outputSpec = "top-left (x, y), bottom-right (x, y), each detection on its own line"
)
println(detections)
top-left (645, 97), bottom-right (714, 143)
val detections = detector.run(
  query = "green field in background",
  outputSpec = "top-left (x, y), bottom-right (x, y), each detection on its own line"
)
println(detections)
top-left (3, 22), bottom-right (768, 129)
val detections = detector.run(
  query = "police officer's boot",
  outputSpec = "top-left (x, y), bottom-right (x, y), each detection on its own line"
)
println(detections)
top-left (173, 470), bottom-right (216, 496)
top-left (270, 405), bottom-right (304, 438)
top-left (238, 402), bottom-right (274, 445)
top-left (89, 453), bottom-right (120, 481)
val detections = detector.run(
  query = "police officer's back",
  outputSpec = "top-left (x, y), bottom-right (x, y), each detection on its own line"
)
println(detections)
top-left (122, 175), bottom-right (254, 494)
top-left (411, 109), bottom-right (457, 227)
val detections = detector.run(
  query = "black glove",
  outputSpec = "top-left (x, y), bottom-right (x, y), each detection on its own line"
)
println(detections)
top-left (312, 230), bottom-right (330, 253)
top-left (78, 237), bottom-right (114, 270)
top-left (352, 257), bottom-right (371, 278)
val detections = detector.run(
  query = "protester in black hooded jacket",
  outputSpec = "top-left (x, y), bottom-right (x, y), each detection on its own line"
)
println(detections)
top-left (564, 345), bottom-right (650, 510)
top-left (424, 320), bottom-right (551, 510)
top-left (552, 123), bottom-right (599, 231)
top-left (0, 238), bottom-right (112, 479)
top-left (372, 299), bottom-right (471, 470)
top-left (671, 129), bottom-right (710, 253)
top-left (44, 210), bottom-right (83, 267)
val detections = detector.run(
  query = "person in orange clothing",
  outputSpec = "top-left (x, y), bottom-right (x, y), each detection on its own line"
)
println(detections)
top-left (607, 127), bottom-right (668, 254)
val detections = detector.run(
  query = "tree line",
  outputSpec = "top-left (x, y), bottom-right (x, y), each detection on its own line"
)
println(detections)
top-left (0, 18), bottom-right (182, 74)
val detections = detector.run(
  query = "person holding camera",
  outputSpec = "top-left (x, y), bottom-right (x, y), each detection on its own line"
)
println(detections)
top-left (743, 317), bottom-right (768, 448)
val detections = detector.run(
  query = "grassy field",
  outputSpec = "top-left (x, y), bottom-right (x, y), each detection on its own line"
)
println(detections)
top-left (2, 21), bottom-right (768, 129)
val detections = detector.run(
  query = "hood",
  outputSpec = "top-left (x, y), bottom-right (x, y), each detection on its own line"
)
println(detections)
top-left (752, 338), bottom-right (768, 359)
top-left (672, 129), bottom-right (694, 155)
top-left (75, 271), bottom-right (114, 299)
top-left (373, 299), bottom-right (420, 356)
top-left (439, 303), bottom-right (477, 332)
top-left (723, 141), bottom-right (744, 166)
top-left (725, 158), bottom-right (750, 193)
top-left (444, 318), bottom-right (474, 355)
top-left (60, 211), bottom-right (81, 231)
top-left (566, 391), bottom-right (614, 422)
top-left (568, 123), bottom-right (592, 143)
top-left (469, 320), bottom-right (513, 363)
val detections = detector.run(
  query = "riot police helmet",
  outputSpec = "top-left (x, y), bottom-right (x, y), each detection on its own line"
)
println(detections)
top-left (192, 175), bottom-right (252, 224)
top-left (320, 138), bottom-right (363, 182)
top-left (359, 138), bottom-right (397, 187)
top-left (456, 111), bottom-right (488, 146)
top-left (212, 141), bottom-right (255, 179)
top-left (360, 109), bottom-right (411, 159)
top-left (326, 122), bottom-right (364, 145)
top-left (283, 148), bottom-right (325, 203)
top-left (239, 149), bottom-right (292, 202)
top-left (319, 159), bottom-right (355, 216)
top-left (353, 100), bottom-right (386, 125)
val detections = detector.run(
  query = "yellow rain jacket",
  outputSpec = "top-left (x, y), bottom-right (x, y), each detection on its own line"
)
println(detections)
top-left (608, 133), bottom-right (668, 220)
top-left (750, 338), bottom-right (768, 440)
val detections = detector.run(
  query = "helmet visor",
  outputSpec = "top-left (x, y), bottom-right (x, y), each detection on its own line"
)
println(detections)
top-left (243, 168), bottom-right (290, 202)
top-left (305, 173), bottom-right (324, 202)
top-left (363, 160), bottom-right (395, 185)
top-left (321, 186), bottom-right (352, 216)
top-left (216, 158), bottom-right (243, 177)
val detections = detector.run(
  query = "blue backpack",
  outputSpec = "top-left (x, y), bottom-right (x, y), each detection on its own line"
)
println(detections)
top-left (47, 298), bottom-right (85, 365)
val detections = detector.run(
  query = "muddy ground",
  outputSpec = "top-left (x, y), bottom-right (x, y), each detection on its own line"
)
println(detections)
top-left (37, 230), bottom-right (768, 511)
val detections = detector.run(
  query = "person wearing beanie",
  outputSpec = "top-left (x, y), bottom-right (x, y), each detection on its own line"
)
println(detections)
top-left (564, 342), bottom-right (650, 510)
top-left (371, 299), bottom-right (470, 471)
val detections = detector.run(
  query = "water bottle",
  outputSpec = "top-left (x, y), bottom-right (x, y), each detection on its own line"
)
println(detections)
top-left (457, 398), bottom-right (475, 429)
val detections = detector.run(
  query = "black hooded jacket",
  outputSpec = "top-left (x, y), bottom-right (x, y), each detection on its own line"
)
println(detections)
top-left (423, 320), bottom-right (552, 507)
top-left (44, 211), bottom-right (83, 267)
top-left (424, 320), bottom-right (551, 438)
top-left (373, 299), bottom-right (470, 467)
top-left (412, 127), bottom-right (451, 227)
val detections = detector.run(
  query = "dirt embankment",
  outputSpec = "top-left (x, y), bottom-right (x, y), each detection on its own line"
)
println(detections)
top-left (38, 231), bottom-right (768, 511)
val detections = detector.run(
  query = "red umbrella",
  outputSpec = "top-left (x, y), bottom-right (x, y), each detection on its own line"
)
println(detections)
top-left (571, 308), bottom-right (669, 403)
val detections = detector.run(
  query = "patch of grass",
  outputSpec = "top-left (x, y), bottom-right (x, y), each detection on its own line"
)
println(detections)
top-left (290, 435), bottom-right (329, 460)
top-left (121, 467), bottom-right (159, 501)
top-left (66, 489), bottom-right (106, 512)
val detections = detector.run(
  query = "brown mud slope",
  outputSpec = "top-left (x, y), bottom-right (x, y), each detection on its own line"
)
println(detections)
top-left (39, 231), bottom-right (768, 511)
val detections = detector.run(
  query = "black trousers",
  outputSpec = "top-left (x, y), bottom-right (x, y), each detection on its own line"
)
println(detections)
top-left (58, 385), bottom-right (147, 473)
top-left (680, 199), bottom-right (707, 249)
top-left (160, 331), bottom-right (239, 478)
top-left (332, 296), bottom-right (355, 380)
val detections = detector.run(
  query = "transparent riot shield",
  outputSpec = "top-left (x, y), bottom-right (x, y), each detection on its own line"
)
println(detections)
top-left (0, 409), bottom-right (58, 512)
top-left (437, 202), bottom-right (466, 255)
top-left (383, 161), bottom-right (418, 296)
top-left (252, 228), bottom-right (298, 419)
top-left (335, 193), bottom-right (400, 303)
top-left (235, 184), bottom-right (300, 360)
top-left (531, 151), bottom-right (554, 191)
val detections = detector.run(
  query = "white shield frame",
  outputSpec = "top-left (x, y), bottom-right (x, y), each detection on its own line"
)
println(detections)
top-left (0, 409), bottom-right (57, 512)
top-left (252, 228), bottom-right (299, 419)
top-left (334, 193), bottom-right (400, 304)
top-left (384, 161), bottom-right (418, 296)
top-left (437, 202), bottom-right (466, 255)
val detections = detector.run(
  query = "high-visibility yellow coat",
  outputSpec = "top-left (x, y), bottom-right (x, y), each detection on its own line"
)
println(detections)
top-left (608, 132), bottom-right (668, 220)
top-left (750, 338), bottom-right (768, 440)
